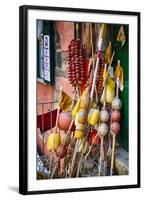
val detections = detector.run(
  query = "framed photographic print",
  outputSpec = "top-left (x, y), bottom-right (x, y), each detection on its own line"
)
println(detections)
top-left (19, 5), bottom-right (140, 195)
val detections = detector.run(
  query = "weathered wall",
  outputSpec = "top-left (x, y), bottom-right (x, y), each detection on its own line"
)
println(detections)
top-left (37, 21), bottom-right (74, 115)
top-left (56, 22), bottom-right (74, 51)
top-left (37, 81), bottom-right (54, 114)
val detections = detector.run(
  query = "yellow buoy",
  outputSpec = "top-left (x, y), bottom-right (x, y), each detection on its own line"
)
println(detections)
top-left (100, 80), bottom-right (115, 104)
top-left (75, 130), bottom-right (85, 139)
top-left (78, 108), bottom-right (88, 124)
top-left (76, 122), bottom-right (85, 131)
top-left (74, 113), bottom-right (79, 126)
top-left (80, 88), bottom-right (90, 109)
top-left (88, 108), bottom-right (100, 126)
top-left (47, 133), bottom-right (60, 151)
top-left (72, 96), bottom-right (82, 117)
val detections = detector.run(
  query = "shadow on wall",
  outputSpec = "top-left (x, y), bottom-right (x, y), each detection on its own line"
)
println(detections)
top-left (8, 186), bottom-right (19, 193)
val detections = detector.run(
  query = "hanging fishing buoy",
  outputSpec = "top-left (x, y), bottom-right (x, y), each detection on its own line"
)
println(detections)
top-left (100, 110), bottom-right (109, 123)
top-left (111, 122), bottom-right (120, 134)
top-left (61, 133), bottom-right (71, 146)
top-left (99, 123), bottom-right (109, 137)
top-left (80, 88), bottom-right (90, 109)
top-left (72, 96), bottom-right (82, 117)
top-left (88, 129), bottom-right (101, 145)
top-left (58, 112), bottom-right (75, 131)
top-left (47, 133), bottom-right (61, 151)
top-left (74, 129), bottom-right (85, 139)
top-left (87, 108), bottom-right (100, 126)
top-left (100, 81), bottom-right (115, 104)
top-left (74, 113), bottom-right (79, 126)
top-left (77, 108), bottom-right (88, 124)
top-left (112, 97), bottom-right (122, 111)
top-left (111, 110), bottom-right (121, 122)
top-left (76, 122), bottom-right (85, 131)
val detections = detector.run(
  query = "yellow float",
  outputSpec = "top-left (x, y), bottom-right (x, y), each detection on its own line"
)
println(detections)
top-left (78, 108), bottom-right (88, 124)
top-left (100, 77), bottom-right (115, 104)
top-left (47, 133), bottom-right (60, 151)
top-left (72, 96), bottom-right (82, 117)
top-left (88, 108), bottom-right (100, 126)
top-left (76, 121), bottom-right (85, 130)
top-left (80, 88), bottom-right (90, 109)
top-left (74, 129), bottom-right (85, 139)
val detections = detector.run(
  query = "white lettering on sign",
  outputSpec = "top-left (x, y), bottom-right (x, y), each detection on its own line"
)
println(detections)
top-left (44, 35), bottom-right (50, 82)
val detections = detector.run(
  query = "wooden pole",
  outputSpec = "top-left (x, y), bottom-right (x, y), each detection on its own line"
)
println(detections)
top-left (98, 136), bottom-right (104, 176)
top-left (110, 133), bottom-right (116, 176)
top-left (116, 77), bottom-right (119, 98)
top-left (50, 157), bottom-right (59, 179)
top-left (55, 86), bottom-right (63, 132)
top-left (69, 140), bottom-right (79, 177)
top-left (49, 87), bottom-right (63, 178)
top-left (76, 153), bottom-right (83, 177)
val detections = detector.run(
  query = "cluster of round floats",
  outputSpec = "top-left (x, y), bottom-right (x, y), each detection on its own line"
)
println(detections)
top-left (46, 91), bottom-right (122, 164)
top-left (73, 88), bottom-right (90, 140)
top-left (73, 87), bottom-right (110, 145)
top-left (99, 109), bottom-right (110, 137)
top-left (67, 39), bottom-right (85, 86)
top-left (72, 87), bottom-right (102, 155)
top-left (47, 112), bottom-right (75, 159)
top-left (111, 97), bottom-right (122, 135)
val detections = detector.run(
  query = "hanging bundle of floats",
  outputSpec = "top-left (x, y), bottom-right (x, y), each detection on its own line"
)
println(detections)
top-left (40, 23), bottom-right (125, 179)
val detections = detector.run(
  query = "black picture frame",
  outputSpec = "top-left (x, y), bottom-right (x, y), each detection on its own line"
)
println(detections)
top-left (19, 5), bottom-right (141, 195)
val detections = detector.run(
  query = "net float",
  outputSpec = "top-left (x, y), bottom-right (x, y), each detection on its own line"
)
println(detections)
top-left (56, 144), bottom-right (67, 159)
top-left (60, 133), bottom-right (71, 146)
top-left (112, 97), bottom-right (122, 111)
top-left (58, 112), bottom-right (75, 131)
top-left (100, 110), bottom-right (109, 123)
top-left (88, 130), bottom-right (101, 145)
top-left (72, 97), bottom-right (82, 117)
top-left (111, 121), bottom-right (120, 134)
top-left (78, 108), bottom-right (88, 124)
top-left (74, 113), bottom-right (79, 126)
top-left (76, 122), bottom-right (85, 131)
top-left (74, 129), bottom-right (85, 139)
top-left (99, 123), bottom-right (109, 137)
top-left (80, 88), bottom-right (90, 109)
top-left (111, 110), bottom-right (121, 122)
top-left (47, 133), bottom-right (61, 151)
top-left (100, 84), bottom-right (115, 104)
top-left (87, 108), bottom-right (100, 126)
